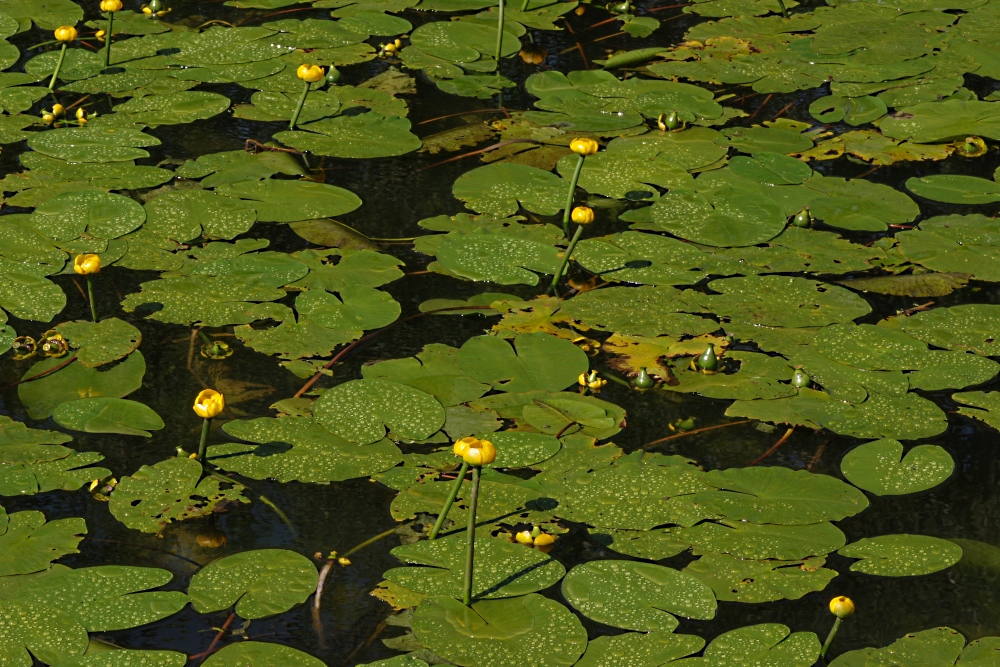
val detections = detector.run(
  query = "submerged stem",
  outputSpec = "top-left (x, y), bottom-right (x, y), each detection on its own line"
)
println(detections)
top-left (463, 465), bottom-right (481, 606)
top-left (289, 79), bottom-right (311, 130)
top-left (430, 460), bottom-right (469, 539)
top-left (548, 223), bottom-right (584, 295)
top-left (48, 43), bottom-right (67, 91)
top-left (86, 276), bottom-right (98, 322)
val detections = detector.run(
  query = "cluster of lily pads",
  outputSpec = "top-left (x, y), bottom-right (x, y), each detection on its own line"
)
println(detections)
top-left (2, 0), bottom-right (1000, 664)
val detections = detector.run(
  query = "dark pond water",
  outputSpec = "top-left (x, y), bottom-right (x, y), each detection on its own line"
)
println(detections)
top-left (4, 0), bottom-right (1000, 664)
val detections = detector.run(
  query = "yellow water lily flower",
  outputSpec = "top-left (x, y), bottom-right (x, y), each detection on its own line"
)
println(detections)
top-left (54, 26), bottom-right (77, 42)
top-left (569, 137), bottom-right (599, 155)
top-left (95, 29), bottom-right (106, 42)
top-left (100, 0), bottom-right (123, 11)
top-left (829, 596), bottom-right (855, 619)
top-left (73, 253), bottom-right (102, 275)
top-left (297, 64), bottom-right (325, 83)
top-left (193, 389), bottom-right (225, 419)
top-left (52, 104), bottom-right (65, 117)
top-left (532, 533), bottom-right (556, 547)
top-left (515, 531), bottom-right (534, 545)
top-left (578, 370), bottom-right (606, 390)
top-left (453, 437), bottom-right (496, 466)
top-left (571, 206), bottom-right (594, 224)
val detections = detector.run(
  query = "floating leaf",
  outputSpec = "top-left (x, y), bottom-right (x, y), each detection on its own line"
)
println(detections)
top-left (561, 285), bottom-right (716, 337)
top-left (215, 179), bottom-right (362, 223)
top-left (838, 535), bottom-right (963, 576)
top-left (837, 273), bottom-right (970, 297)
top-left (840, 439), bottom-right (953, 496)
top-left (0, 451), bottom-right (111, 497)
top-left (906, 174), bottom-right (1000, 204)
top-left (27, 127), bottom-right (160, 163)
top-left (385, 534), bottom-right (565, 599)
top-left (884, 304), bottom-right (1000, 356)
top-left (456, 333), bottom-right (588, 393)
top-left (201, 643), bottom-right (325, 667)
top-left (56, 318), bottom-right (142, 368)
top-left (412, 594), bottom-right (588, 667)
top-left (0, 417), bottom-right (71, 465)
top-left (213, 417), bottom-right (402, 483)
top-left (189, 549), bottom-right (318, 619)
top-left (18, 352), bottom-right (146, 420)
top-left (678, 521), bottom-right (846, 560)
top-left (685, 553), bottom-right (837, 603)
top-left (55, 649), bottom-right (187, 667)
top-left (0, 511), bottom-right (86, 576)
top-left (575, 632), bottom-right (705, 667)
top-left (144, 190), bottom-right (257, 241)
top-left (52, 398), bottom-right (163, 438)
top-left (109, 457), bottom-right (249, 534)
top-left (829, 627), bottom-right (993, 667)
top-left (696, 623), bottom-right (820, 666)
top-left (562, 560), bottom-right (717, 631)
top-left (453, 164), bottom-right (567, 217)
top-left (30, 190), bottom-right (146, 241)
top-left (954, 391), bottom-right (1000, 430)
top-left (0, 600), bottom-right (87, 667)
top-left (313, 379), bottom-right (446, 444)
top-left (791, 389), bottom-right (948, 440)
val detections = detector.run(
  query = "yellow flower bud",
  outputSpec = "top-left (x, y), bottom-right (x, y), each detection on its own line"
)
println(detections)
top-left (73, 253), bottom-right (102, 275)
top-left (337, 557), bottom-right (352, 567)
top-left (515, 531), bottom-right (534, 545)
top-left (54, 26), bottom-right (78, 42)
top-left (42, 113), bottom-right (55, 125)
top-left (570, 137), bottom-right (599, 155)
top-left (533, 533), bottom-right (556, 546)
top-left (571, 206), bottom-right (594, 224)
top-left (297, 64), bottom-right (325, 83)
top-left (101, 0), bottom-right (124, 10)
top-left (394, 38), bottom-right (402, 48)
top-left (829, 596), bottom-right (855, 619)
top-left (383, 42), bottom-right (397, 53)
top-left (52, 104), bottom-right (65, 117)
top-left (142, 5), bottom-right (153, 13)
top-left (193, 388), bottom-right (225, 419)
top-left (578, 372), bottom-right (589, 387)
top-left (76, 108), bottom-right (86, 120)
top-left (95, 29), bottom-right (106, 42)
top-left (456, 438), bottom-right (496, 466)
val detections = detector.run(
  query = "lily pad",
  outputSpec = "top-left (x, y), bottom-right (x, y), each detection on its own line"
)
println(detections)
top-left (678, 521), bottom-right (846, 560)
top-left (696, 623), bottom-right (820, 666)
top-left (884, 304), bottom-right (1000, 355)
top-left (55, 318), bottom-right (142, 367)
top-left (52, 398), bottom-right (164, 438)
top-left (31, 190), bottom-right (146, 241)
top-left (313, 379), bottom-right (446, 444)
top-left (456, 333), bottom-right (588, 393)
top-left (27, 127), bottom-right (160, 163)
top-left (0, 600), bottom-right (87, 667)
top-left (0, 416), bottom-right (72, 465)
top-left (144, 190), bottom-right (257, 241)
top-left (0, 511), bottom-right (86, 576)
top-left (412, 594), bottom-right (588, 667)
top-left (189, 549), bottom-right (318, 619)
top-left (838, 535), bottom-right (963, 576)
top-left (0, 451), bottom-right (111, 497)
top-left (18, 352), bottom-right (146, 420)
top-left (829, 627), bottom-right (994, 667)
top-left (201, 643), bottom-right (326, 667)
top-left (575, 632), bottom-right (705, 667)
top-left (215, 179), bottom-right (362, 223)
top-left (561, 285), bottom-right (716, 337)
top-left (840, 439), bottom-right (953, 496)
top-left (108, 457), bottom-right (249, 534)
top-left (385, 534), bottom-right (565, 599)
top-left (790, 389), bottom-right (948, 440)
top-left (561, 560), bottom-right (717, 631)
top-left (906, 174), bottom-right (1000, 204)
top-left (213, 417), bottom-right (402, 483)
top-left (691, 466), bottom-right (869, 525)
top-left (954, 391), bottom-right (1000, 430)
top-left (453, 164), bottom-right (568, 217)
top-left (685, 553), bottom-right (837, 603)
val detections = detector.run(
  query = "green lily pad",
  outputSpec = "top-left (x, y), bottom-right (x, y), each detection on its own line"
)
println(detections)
top-left (453, 164), bottom-right (568, 217)
top-left (837, 272), bottom-right (970, 297)
top-left (213, 416), bottom-right (402, 483)
top-left (589, 528), bottom-right (691, 560)
top-left (0, 267), bottom-right (66, 322)
top-left (31, 190), bottom-right (146, 241)
top-left (838, 535), bottom-right (963, 576)
top-left (954, 391), bottom-right (1000, 430)
top-left (896, 215), bottom-right (1000, 282)
top-left (562, 559), bottom-right (717, 631)
top-left (412, 594), bottom-right (588, 667)
top-left (576, 632), bottom-right (705, 667)
top-left (386, 534), bottom-right (565, 599)
top-left (880, 99), bottom-right (1000, 142)
top-left (313, 379), bottom-right (446, 444)
top-left (829, 627), bottom-right (994, 667)
top-left (201, 643), bottom-right (325, 667)
top-left (363, 343), bottom-right (491, 407)
top-left (108, 457), bottom-right (249, 534)
top-left (884, 304), bottom-right (1000, 355)
top-left (18, 352), bottom-right (146, 420)
top-left (662, 351), bottom-right (797, 401)
top-left (573, 232), bottom-right (713, 286)
top-left (215, 179), bottom-right (362, 222)
top-left (1, 0), bottom-right (83, 31)
top-left (561, 285), bottom-right (717, 337)
top-left (144, 190), bottom-right (258, 241)
top-left (678, 521), bottom-right (845, 560)
top-left (456, 333), bottom-right (588, 394)
top-left (0, 416), bottom-right (72, 465)
top-left (0, 511), bottom-right (86, 576)
top-left (791, 388), bottom-right (948, 440)
top-left (696, 623), bottom-right (820, 666)
top-left (275, 113), bottom-right (421, 159)
top-left (685, 553), bottom-right (837, 603)
top-left (649, 181), bottom-right (787, 247)
top-left (691, 466), bottom-right (869, 525)
top-left (805, 176), bottom-right (920, 232)
top-left (840, 439), bottom-right (953, 496)
top-left (189, 549), bottom-right (318, 619)
top-left (555, 152), bottom-right (692, 199)
top-left (52, 398), bottom-right (164, 438)
top-left (724, 126), bottom-right (814, 154)
top-left (55, 318), bottom-right (141, 367)
top-left (295, 285), bottom-right (400, 332)
top-left (0, 600), bottom-right (87, 667)
top-left (483, 431), bottom-right (561, 468)
top-left (175, 150), bottom-right (305, 187)
top-left (0, 451), bottom-right (111, 497)
top-left (906, 175), bottom-right (1000, 204)
top-left (54, 649), bottom-right (187, 667)
top-left (0, 565), bottom-right (188, 631)
top-left (27, 127), bottom-right (161, 163)
top-left (431, 230), bottom-right (564, 286)
top-left (474, 390), bottom-right (626, 440)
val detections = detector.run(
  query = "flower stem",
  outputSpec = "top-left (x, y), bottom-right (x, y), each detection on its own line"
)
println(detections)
top-left (429, 460), bottom-right (469, 539)
top-left (548, 223), bottom-right (584, 295)
top-left (48, 43), bottom-right (67, 91)
top-left (463, 465), bottom-right (481, 606)
top-left (561, 153), bottom-right (585, 236)
top-left (819, 616), bottom-right (843, 658)
top-left (776, 0), bottom-right (788, 17)
top-left (86, 276), bottom-right (97, 322)
top-left (289, 79), bottom-right (311, 130)
top-left (520, 0), bottom-right (530, 10)
top-left (104, 12), bottom-right (114, 67)
top-left (197, 417), bottom-right (212, 464)
top-left (494, 0), bottom-right (506, 66)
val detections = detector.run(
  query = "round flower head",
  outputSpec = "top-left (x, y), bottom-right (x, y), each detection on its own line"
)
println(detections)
top-left (101, 0), bottom-right (124, 11)
top-left (455, 438), bottom-right (496, 466)
top-left (54, 26), bottom-right (78, 42)
top-left (73, 254), bottom-right (102, 275)
top-left (571, 206), bottom-right (594, 224)
top-left (193, 389), bottom-right (225, 419)
top-left (515, 531), bottom-right (534, 545)
top-left (829, 596), bottom-right (855, 619)
top-left (569, 137), bottom-right (599, 155)
top-left (297, 64), bottom-right (325, 83)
